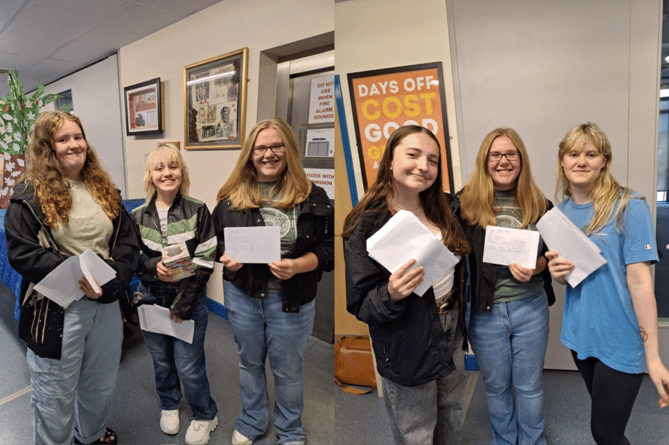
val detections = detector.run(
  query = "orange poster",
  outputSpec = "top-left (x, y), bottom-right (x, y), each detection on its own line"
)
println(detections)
top-left (347, 63), bottom-right (452, 191)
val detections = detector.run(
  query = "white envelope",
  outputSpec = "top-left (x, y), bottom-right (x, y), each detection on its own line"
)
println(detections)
top-left (366, 210), bottom-right (460, 297)
top-left (536, 206), bottom-right (607, 287)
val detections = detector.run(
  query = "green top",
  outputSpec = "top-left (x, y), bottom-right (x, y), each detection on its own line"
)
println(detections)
top-left (492, 189), bottom-right (544, 304)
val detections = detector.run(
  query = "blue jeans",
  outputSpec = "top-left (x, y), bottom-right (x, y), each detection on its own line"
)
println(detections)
top-left (468, 291), bottom-right (549, 445)
top-left (28, 298), bottom-right (122, 445)
top-left (138, 283), bottom-right (217, 420)
top-left (224, 281), bottom-right (315, 445)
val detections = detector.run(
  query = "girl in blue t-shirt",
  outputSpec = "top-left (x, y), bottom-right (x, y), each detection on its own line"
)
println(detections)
top-left (547, 122), bottom-right (669, 444)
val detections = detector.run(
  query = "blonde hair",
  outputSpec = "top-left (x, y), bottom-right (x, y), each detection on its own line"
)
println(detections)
top-left (460, 128), bottom-right (547, 229)
top-left (143, 142), bottom-right (191, 199)
top-left (557, 122), bottom-right (633, 235)
top-left (22, 111), bottom-right (120, 228)
top-left (342, 125), bottom-right (470, 256)
top-left (216, 118), bottom-right (312, 209)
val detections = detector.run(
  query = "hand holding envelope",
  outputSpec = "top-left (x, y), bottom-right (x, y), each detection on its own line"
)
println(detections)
top-left (366, 210), bottom-right (460, 297)
top-left (536, 206), bottom-right (606, 287)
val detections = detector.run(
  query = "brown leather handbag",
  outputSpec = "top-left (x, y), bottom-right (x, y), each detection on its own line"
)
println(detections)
top-left (334, 335), bottom-right (377, 394)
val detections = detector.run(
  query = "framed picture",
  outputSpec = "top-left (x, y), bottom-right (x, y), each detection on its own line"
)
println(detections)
top-left (347, 62), bottom-right (453, 192)
top-left (183, 47), bottom-right (248, 150)
top-left (123, 77), bottom-right (163, 136)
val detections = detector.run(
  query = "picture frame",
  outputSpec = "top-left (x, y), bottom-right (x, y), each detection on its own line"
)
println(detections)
top-left (347, 62), bottom-right (454, 192)
top-left (183, 47), bottom-right (248, 150)
top-left (123, 77), bottom-right (163, 136)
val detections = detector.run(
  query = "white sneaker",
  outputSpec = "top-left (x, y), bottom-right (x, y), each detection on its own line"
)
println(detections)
top-left (231, 429), bottom-right (254, 445)
top-left (159, 409), bottom-right (180, 435)
top-left (185, 415), bottom-right (218, 445)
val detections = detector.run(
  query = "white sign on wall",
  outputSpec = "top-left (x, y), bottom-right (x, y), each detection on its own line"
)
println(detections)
top-left (305, 128), bottom-right (334, 158)
top-left (308, 75), bottom-right (335, 124)
top-left (304, 168), bottom-right (334, 200)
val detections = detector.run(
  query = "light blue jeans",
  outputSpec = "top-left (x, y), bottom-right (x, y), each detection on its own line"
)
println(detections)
top-left (468, 291), bottom-right (549, 445)
top-left (27, 298), bottom-right (123, 445)
top-left (224, 281), bottom-right (315, 445)
top-left (138, 283), bottom-right (218, 420)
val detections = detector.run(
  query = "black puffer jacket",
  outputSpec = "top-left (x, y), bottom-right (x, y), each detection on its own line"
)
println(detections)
top-left (5, 180), bottom-right (139, 359)
top-left (344, 196), bottom-right (466, 386)
top-left (212, 184), bottom-right (334, 313)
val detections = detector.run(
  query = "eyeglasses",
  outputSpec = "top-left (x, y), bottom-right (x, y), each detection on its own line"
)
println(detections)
top-left (253, 143), bottom-right (285, 155)
top-left (488, 151), bottom-right (519, 162)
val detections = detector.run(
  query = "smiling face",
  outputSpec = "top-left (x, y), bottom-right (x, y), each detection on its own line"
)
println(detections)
top-left (560, 141), bottom-right (607, 191)
top-left (390, 132), bottom-right (440, 197)
top-left (53, 119), bottom-right (87, 180)
top-left (487, 135), bottom-right (521, 191)
top-left (252, 127), bottom-right (287, 182)
top-left (151, 153), bottom-right (183, 199)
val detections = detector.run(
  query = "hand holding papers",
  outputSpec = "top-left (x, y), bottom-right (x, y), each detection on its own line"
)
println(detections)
top-left (536, 206), bottom-right (606, 287)
top-left (224, 226), bottom-right (281, 263)
top-left (137, 304), bottom-right (195, 344)
top-left (366, 210), bottom-right (460, 297)
top-left (482, 226), bottom-right (540, 270)
top-left (34, 249), bottom-right (117, 308)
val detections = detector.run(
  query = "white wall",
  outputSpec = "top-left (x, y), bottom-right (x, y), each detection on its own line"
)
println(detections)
top-left (119, 0), bottom-right (333, 303)
top-left (448, 0), bottom-right (662, 370)
top-left (336, 0), bottom-right (665, 369)
top-left (335, 0), bottom-right (463, 193)
top-left (42, 54), bottom-right (127, 197)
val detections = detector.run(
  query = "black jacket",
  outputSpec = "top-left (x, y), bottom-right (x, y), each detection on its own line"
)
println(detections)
top-left (344, 196), bottom-right (466, 386)
top-left (212, 184), bottom-right (334, 313)
top-left (461, 200), bottom-right (556, 313)
top-left (131, 193), bottom-right (217, 319)
top-left (5, 180), bottom-right (139, 359)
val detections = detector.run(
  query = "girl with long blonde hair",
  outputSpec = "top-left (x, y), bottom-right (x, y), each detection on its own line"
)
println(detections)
top-left (459, 127), bottom-right (554, 445)
top-left (212, 118), bottom-right (333, 445)
top-left (547, 122), bottom-right (669, 444)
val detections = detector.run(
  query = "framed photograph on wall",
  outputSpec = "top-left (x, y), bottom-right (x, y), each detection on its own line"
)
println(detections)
top-left (183, 47), bottom-right (248, 150)
top-left (124, 77), bottom-right (163, 136)
top-left (347, 62), bottom-right (453, 192)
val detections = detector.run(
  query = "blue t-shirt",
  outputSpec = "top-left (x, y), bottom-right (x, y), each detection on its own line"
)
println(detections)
top-left (559, 195), bottom-right (658, 373)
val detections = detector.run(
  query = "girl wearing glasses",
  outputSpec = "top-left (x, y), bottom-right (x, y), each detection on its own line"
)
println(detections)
top-left (459, 128), bottom-right (554, 445)
top-left (546, 123), bottom-right (669, 444)
top-left (343, 125), bottom-right (470, 444)
top-left (212, 118), bottom-right (334, 445)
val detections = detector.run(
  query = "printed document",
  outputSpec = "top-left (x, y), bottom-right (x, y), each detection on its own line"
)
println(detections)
top-left (137, 304), bottom-right (195, 344)
top-left (34, 249), bottom-right (117, 308)
top-left (536, 206), bottom-right (607, 287)
top-left (366, 210), bottom-right (460, 297)
top-left (224, 226), bottom-right (281, 263)
top-left (482, 226), bottom-right (540, 270)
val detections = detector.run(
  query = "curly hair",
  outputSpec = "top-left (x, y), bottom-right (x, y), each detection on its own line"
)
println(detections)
top-left (23, 111), bottom-right (120, 228)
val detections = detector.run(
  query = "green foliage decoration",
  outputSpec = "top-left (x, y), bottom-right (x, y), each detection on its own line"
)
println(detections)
top-left (0, 69), bottom-right (61, 155)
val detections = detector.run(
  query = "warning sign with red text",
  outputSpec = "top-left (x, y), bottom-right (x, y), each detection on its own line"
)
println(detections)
top-left (347, 63), bottom-right (452, 191)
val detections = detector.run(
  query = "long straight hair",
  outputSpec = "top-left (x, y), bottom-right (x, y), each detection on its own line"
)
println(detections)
top-left (460, 128), bottom-right (547, 229)
top-left (342, 125), bottom-right (469, 256)
top-left (216, 118), bottom-right (311, 209)
top-left (557, 122), bottom-right (633, 235)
